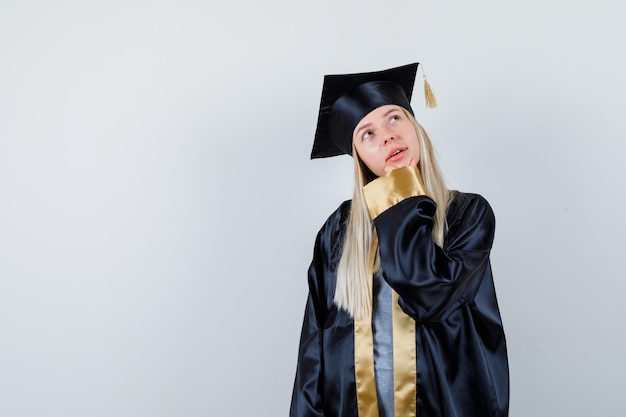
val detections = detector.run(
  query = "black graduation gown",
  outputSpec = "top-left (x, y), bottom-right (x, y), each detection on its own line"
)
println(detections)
top-left (290, 187), bottom-right (509, 417)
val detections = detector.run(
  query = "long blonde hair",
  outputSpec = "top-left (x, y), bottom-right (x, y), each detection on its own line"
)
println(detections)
top-left (334, 109), bottom-right (453, 319)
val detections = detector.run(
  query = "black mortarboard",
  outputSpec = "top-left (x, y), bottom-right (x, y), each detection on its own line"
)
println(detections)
top-left (311, 62), bottom-right (419, 159)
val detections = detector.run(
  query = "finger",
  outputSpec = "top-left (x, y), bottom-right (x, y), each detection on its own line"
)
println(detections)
top-left (384, 165), bottom-right (397, 174)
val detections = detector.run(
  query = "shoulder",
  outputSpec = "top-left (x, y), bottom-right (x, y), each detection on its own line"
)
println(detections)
top-left (447, 192), bottom-right (494, 222)
top-left (319, 200), bottom-right (351, 233)
top-left (444, 192), bottom-right (496, 248)
top-left (312, 200), bottom-right (351, 247)
top-left (313, 200), bottom-right (351, 269)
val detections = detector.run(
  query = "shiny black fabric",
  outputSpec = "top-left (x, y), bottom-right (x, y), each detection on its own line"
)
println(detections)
top-left (290, 192), bottom-right (509, 417)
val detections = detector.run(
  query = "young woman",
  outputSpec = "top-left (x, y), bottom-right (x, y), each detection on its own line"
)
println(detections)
top-left (290, 63), bottom-right (509, 417)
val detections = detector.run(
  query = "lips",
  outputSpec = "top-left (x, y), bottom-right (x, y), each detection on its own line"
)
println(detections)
top-left (386, 147), bottom-right (407, 162)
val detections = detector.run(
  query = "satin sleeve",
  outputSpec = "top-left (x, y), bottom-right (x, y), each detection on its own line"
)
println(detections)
top-left (290, 291), bottom-right (325, 417)
top-left (364, 167), bottom-right (495, 323)
top-left (290, 204), bottom-right (346, 417)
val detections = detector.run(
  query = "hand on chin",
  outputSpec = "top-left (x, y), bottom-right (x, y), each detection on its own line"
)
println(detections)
top-left (383, 157), bottom-right (418, 175)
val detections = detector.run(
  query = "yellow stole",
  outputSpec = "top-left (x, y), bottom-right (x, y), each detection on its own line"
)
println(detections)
top-left (353, 237), bottom-right (417, 417)
top-left (355, 166), bottom-right (426, 417)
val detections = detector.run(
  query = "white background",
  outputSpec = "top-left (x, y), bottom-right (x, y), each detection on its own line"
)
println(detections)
top-left (1, 1), bottom-right (624, 416)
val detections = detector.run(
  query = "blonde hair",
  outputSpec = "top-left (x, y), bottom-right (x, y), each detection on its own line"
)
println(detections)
top-left (334, 110), bottom-right (453, 319)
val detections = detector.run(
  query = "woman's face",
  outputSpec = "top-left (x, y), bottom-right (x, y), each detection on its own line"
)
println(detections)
top-left (352, 105), bottom-right (420, 177)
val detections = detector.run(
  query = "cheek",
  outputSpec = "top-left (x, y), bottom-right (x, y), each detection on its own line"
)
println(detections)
top-left (359, 150), bottom-right (378, 169)
top-left (355, 147), bottom-right (383, 175)
top-left (354, 143), bottom-right (371, 162)
top-left (410, 134), bottom-right (421, 161)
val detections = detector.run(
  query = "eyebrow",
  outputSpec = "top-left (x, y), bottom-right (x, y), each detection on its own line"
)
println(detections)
top-left (354, 108), bottom-right (401, 137)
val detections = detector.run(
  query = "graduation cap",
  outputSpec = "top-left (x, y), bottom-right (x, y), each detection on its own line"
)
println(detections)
top-left (311, 62), bottom-right (434, 159)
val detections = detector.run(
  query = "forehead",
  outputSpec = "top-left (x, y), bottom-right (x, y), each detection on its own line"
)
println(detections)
top-left (356, 105), bottom-right (404, 126)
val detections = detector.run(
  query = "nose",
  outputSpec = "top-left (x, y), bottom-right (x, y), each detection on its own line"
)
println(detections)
top-left (381, 127), bottom-right (394, 145)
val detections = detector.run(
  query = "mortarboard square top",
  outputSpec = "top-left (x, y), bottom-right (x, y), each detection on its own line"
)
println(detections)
top-left (311, 62), bottom-right (419, 159)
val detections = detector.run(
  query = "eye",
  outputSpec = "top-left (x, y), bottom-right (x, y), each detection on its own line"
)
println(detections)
top-left (389, 113), bottom-right (401, 123)
top-left (362, 130), bottom-right (374, 141)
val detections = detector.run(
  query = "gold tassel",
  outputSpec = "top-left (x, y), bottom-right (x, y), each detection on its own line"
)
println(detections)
top-left (421, 65), bottom-right (437, 108)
